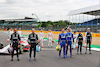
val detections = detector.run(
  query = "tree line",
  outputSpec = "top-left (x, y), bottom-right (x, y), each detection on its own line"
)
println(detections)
top-left (38, 20), bottom-right (77, 27)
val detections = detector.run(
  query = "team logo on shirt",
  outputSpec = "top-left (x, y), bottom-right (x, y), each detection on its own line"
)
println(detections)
top-left (67, 33), bottom-right (72, 37)
top-left (13, 34), bottom-right (18, 39)
top-left (87, 35), bottom-right (91, 37)
top-left (31, 35), bottom-right (36, 39)
top-left (61, 35), bottom-right (66, 38)
top-left (49, 33), bottom-right (52, 37)
top-left (40, 33), bottom-right (43, 36)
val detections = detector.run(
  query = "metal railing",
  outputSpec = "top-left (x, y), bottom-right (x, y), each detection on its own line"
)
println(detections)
top-left (0, 25), bottom-right (100, 33)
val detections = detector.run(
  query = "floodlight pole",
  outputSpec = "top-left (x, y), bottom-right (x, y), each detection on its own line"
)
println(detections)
top-left (32, 13), bottom-right (43, 28)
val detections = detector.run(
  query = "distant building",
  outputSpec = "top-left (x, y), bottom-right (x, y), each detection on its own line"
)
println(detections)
top-left (0, 17), bottom-right (39, 29)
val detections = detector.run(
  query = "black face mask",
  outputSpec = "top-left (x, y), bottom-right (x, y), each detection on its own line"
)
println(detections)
top-left (33, 34), bottom-right (34, 37)
top-left (14, 32), bottom-right (16, 33)
top-left (15, 34), bottom-right (16, 37)
top-left (14, 32), bottom-right (16, 37)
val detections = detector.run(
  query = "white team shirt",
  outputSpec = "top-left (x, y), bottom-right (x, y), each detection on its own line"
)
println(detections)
top-left (8, 31), bottom-right (14, 38)
top-left (47, 32), bottom-right (53, 39)
top-left (17, 30), bottom-right (23, 37)
top-left (39, 32), bottom-right (44, 39)
top-left (73, 34), bottom-right (77, 42)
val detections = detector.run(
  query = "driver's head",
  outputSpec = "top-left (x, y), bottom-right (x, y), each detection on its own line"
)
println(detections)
top-left (67, 29), bottom-right (69, 32)
top-left (68, 28), bottom-right (71, 32)
top-left (74, 31), bottom-right (76, 34)
top-left (79, 30), bottom-right (81, 34)
top-left (10, 28), bottom-right (13, 31)
top-left (19, 28), bottom-right (21, 30)
top-left (32, 28), bottom-right (35, 34)
top-left (49, 29), bottom-right (51, 32)
top-left (41, 29), bottom-right (43, 32)
top-left (87, 28), bottom-right (90, 32)
top-left (61, 28), bottom-right (65, 33)
top-left (14, 28), bottom-right (17, 33)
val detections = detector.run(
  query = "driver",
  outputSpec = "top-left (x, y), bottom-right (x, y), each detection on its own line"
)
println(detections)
top-left (8, 28), bottom-right (14, 39)
top-left (10, 28), bottom-right (20, 61)
top-left (17, 28), bottom-right (23, 38)
top-left (28, 28), bottom-right (39, 61)
top-left (39, 29), bottom-right (44, 48)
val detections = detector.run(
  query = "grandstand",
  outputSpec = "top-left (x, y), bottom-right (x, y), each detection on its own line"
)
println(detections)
top-left (68, 4), bottom-right (100, 33)
top-left (0, 17), bottom-right (38, 30)
top-left (75, 18), bottom-right (100, 26)
top-left (72, 18), bottom-right (100, 32)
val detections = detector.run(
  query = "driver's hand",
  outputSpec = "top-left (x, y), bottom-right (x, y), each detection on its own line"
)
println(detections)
top-left (66, 44), bottom-right (67, 46)
top-left (58, 44), bottom-right (60, 46)
top-left (91, 41), bottom-right (92, 43)
top-left (10, 45), bottom-right (12, 47)
top-left (29, 44), bottom-right (31, 47)
top-left (37, 44), bottom-right (39, 47)
top-left (18, 45), bottom-right (20, 48)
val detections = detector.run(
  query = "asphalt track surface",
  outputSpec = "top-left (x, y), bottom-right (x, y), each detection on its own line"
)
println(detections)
top-left (0, 31), bottom-right (100, 67)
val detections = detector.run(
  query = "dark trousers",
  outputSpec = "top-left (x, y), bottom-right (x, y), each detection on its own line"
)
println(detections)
top-left (86, 40), bottom-right (91, 52)
top-left (66, 45), bottom-right (72, 56)
top-left (12, 46), bottom-right (19, 59)
top-left (77, 42), bottom-right (82, 52)
top-left (29, 44), bottom-right (36, 58)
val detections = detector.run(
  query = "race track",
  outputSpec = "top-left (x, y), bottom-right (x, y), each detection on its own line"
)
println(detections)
top-left (0, 31), bottom-right (100, 67)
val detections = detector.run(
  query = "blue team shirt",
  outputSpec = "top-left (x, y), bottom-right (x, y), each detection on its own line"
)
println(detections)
top-left (66, 32), bottom-right (74, 41)
top-left (59, 33), bottom-right (66, 41)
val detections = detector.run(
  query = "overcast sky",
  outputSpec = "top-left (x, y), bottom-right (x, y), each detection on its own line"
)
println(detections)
top-left (0, 0), bottom-right (99, 22)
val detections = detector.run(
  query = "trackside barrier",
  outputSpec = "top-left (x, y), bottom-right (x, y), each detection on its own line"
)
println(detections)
top-left (1, 30), bottom-right (100, 37)
top-left (21, 30), bottom-right (100, 37)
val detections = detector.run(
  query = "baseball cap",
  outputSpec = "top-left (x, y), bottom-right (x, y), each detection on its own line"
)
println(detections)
top-left (87, 28), bottom-right (90, 30)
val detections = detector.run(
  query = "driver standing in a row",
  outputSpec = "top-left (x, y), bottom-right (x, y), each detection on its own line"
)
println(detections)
top-left (17, 28), bottom-right (23, 38)
top-left (8, 28), bottom-right (13, 39)
top-left (10, 28), bottom-right (20, 61)
top-left (9, 28), bottom-right (23, 61)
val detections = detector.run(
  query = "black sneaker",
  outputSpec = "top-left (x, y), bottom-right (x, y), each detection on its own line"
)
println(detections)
top-left (17, 59), bottom-right (20, 61)
top-left (11, 59), bottom-right (13, 61)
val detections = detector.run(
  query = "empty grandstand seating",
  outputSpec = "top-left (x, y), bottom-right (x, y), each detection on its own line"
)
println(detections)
top-left (75, 18), bottom-right (100, 26)
top-left (0, 21), bottom-right (35, 26)
top-left (23, 22), bottom-right (35, 25)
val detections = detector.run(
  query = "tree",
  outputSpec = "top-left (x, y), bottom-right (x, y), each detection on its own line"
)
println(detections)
top-left (38, 20), bottom-right (77, 27)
